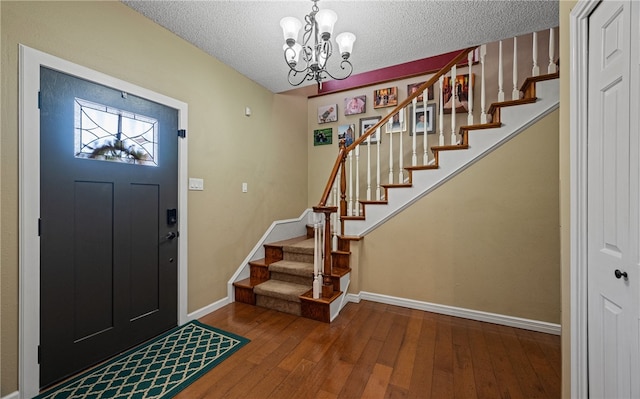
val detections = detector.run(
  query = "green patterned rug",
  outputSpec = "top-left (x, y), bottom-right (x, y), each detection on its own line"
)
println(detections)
top-left (35, 320), bottom-right (249, 399)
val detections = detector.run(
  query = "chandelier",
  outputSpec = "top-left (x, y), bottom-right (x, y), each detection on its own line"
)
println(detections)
top-left (279, 0), bottom-right (356, 88)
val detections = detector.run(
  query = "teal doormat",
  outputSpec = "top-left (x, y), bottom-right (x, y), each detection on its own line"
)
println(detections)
top-left (35, 320), bottom-right (249, 399)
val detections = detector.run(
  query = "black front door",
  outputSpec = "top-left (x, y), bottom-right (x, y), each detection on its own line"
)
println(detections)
top-left (39, 67), bottom-right (179, 387)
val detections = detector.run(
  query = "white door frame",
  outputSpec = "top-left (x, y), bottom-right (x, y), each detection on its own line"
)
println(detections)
top-left (18, 45), bottom-right (189, 399)
top-left (570, 0), bottom-right (600, 397)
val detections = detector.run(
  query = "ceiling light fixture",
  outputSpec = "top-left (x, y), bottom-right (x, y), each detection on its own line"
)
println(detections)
top-left (280, 0), bottom-right (356, 89)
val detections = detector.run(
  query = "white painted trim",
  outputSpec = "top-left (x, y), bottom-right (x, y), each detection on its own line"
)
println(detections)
top-left (1, 392), bottom-right (20, 399)
top-left (226, 208), bottom-right (312, 300)
top-left (570, 1), bottom-right (598, 398)
top-left (19, 45), bottom-right (189, 399)
top-left (187, 296), bottom-right (232, 321)
top-left (346, 291), bottom-right (561, 335)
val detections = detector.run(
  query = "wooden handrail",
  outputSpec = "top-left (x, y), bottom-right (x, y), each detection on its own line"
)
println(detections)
top-left (317, 46), bottom-right (478, 207)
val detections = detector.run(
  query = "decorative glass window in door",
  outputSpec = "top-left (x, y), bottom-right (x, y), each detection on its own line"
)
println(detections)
top-left (74, 98), bottom-right (158, 166)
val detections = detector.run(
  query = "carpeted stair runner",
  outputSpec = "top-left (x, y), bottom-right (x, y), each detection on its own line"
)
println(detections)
top-left (254, 238), bottom-right (315, 316)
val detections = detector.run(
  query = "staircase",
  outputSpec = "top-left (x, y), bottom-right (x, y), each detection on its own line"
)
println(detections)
top-left (231, 27), bottom-right (559, 323)
top-left (233, 227), bottom-right (351, 323)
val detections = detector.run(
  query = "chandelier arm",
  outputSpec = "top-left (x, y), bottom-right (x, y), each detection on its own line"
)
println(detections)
top-left (283, 47), bottom-right (314, 74)
top-left (287, 68), bottom-right (316, 87)
top-left (321, 59), bottom-right (354, 81)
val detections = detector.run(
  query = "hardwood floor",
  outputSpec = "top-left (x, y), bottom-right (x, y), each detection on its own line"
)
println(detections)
top-left (176, 301), bottom-right (560, 399)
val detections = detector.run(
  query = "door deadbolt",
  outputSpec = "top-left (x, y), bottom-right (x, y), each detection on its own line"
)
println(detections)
top-left (614, 269), bottom-right (628, 280)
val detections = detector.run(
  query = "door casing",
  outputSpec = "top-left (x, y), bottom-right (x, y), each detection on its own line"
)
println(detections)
top-left (18, 44), bottom-right (189, 399)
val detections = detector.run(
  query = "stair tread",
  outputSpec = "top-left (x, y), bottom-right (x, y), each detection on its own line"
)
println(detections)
top-left (269, 259), bottom-right (314, 276)
top-left (254, 279), bottom-right (311, 303)
top-left (282, 238), bottom-right (315, 255)
top-left (265, 235), bottom-right (308, 248)
top-left (432, 144), bottom-right (469, 151)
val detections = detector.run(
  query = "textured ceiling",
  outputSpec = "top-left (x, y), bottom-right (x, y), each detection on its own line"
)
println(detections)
top-left (122, 0), bottom-right (559, 93)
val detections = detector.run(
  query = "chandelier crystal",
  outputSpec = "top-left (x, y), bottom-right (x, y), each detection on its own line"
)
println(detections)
top-left (280, 0), bottom-right (356, 89)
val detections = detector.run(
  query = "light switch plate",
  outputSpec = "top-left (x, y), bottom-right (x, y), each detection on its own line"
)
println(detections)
top-left (189, 178), bottom-right (204, 191)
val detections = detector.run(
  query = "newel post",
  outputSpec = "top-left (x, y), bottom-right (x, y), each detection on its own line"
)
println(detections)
top-left (339, 140), bottom-right (347, 236)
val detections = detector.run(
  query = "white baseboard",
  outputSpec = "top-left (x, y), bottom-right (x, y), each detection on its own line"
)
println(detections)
top-left (346, 291), bottom-right (561, 335)
top-left (2, 391), bottom-right (19, 399)
top-left (187, 296), bottom-right (231, 321)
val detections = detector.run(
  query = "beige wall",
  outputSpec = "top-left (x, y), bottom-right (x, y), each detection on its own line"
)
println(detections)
top-left (560, 1), bottom-right (577, 398)
top-left (0, 1), bottom-right (308, 394)
top-left (355, 110), bottom-right (560, 323)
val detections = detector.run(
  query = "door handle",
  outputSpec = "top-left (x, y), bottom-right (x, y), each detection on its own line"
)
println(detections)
top-left (165, 231), bottom-right (178, 240)
top-left (614, 269), bottom-right (628, 280)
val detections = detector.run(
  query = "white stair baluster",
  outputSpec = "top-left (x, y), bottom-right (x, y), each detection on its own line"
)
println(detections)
top-left (355, 144), bottom-right (360, 216)
top-left (347, 151), bottom-right (353, 216)
top-left (439, 75), bottom-right (445, 145)
top-left (532, 31), bottom-right (540, 77)
top-left (422, 94), bottom-right (428, 165)
top-left (467, 50), bottom-right (474, 125)
top-left (548, 28), bottom-right (557, 73)
top-left (366, 137), bottom-right (371, 201)
top-left (480, 45), bottom-right (487, 123)
top-left (512, 36), bottom-right (519, 100)
top-left (398, 120), bottom-right (404, 183)
top-left (412, 98), bottom-right (417, 166)
top-left (450, 64), bottom-right (457, 145)
top-left (498, 40), bottom-right (505, 102)
top-left (375, 132), bottom-right (381, 200)
top-left (388, 128), bottom-right (394, 184)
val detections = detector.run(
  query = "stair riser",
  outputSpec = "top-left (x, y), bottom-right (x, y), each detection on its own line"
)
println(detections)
top-left (270, 272), bottom-right (313, 286)
top-left (283, 252), bottom-right (314, 264)
top-left (256, 295), bottom-right (301, 316)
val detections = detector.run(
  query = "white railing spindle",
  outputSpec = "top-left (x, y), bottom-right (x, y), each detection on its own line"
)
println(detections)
top-left (366, 138), bottom-right (371, 201)
top-left (347, 151), bottom-right (353, 216)
top-left (411, 98), bottom-right (418, 166)
top-left (439, 75), bottom-right (445, 145)
top-left (355, 144), bottom-right (360, 216)
top-left (398, 124), bottom-right (404, 182)
top-left (422, 108), bottom-right (428, 164)
top-left (376, 130), bottom-right (381, 200)
top-left (532, 31), bottom-right (540, 77)
top-left (548, 28), bottom-right (557, 73)
top-left (388, 129), bottom-right (394, 184)
top-left (498, 40), bottom-right (505, 102)
top-left (512, 36), bottom-right (519, 100)
top-left (450, 63), bottom-right (457, 145)
top-left (467, 50), bottom-right (474, 125)
top-left (480, 44), bottom-right (487, 123)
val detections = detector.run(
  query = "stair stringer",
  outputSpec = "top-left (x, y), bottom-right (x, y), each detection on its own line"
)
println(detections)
top-left (344, 78), bottom-right (559, 237)
top-left (227, 208), bottom-right (312, 301)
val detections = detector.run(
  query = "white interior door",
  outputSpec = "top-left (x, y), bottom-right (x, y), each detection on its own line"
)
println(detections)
top-left (587, 1), bottom-right (639, 398)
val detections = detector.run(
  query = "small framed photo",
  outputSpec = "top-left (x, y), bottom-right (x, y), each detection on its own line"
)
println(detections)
top-left (344, 95), bottom-right (366, 116)
top-left (410, 103), bottom-right (436, 135)
top-left (337, 124), bottom-right (356, 146)
top-left (407, 82), bottom-right (435, 102)
top-left (318, 104), bottom-right (337, 124)
top-left (359, 116), bottom-right (382, 144)
top-left (386, 109), bottom-right (405, 133)
top-left (313, 128), bottom-right (333, 146)
top-left (373, 87), bottom-right (398, 109)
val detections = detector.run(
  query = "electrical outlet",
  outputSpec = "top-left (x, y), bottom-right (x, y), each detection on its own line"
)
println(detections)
top-left (242, 182), bottom-right (248, 193)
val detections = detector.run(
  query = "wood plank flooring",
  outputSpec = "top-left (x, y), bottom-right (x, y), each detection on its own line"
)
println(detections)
top-left (176, 301), bottom-right (560, 399)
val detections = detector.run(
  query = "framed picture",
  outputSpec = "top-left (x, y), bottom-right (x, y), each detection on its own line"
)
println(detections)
top-left (410, 103), bottom-right (436, 135)
top-left (359, 116), bottom-right (382, 144)
top-left (344, 95), bottom-right (366, 115)
top-left (337, 124), bottom-right (356, 146)
top-left (318, 104), bottom-right (337, 124)
top-left (313, 128), bottom-right (333, 146)
top-left (407, 82), bottom-right (435, 102)
top-left (373, 87), bottom-right (398, 109)
top-left (442, 74), bottom-right (474, 113)
top-left (386, 109), bottom-right (405, 133)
